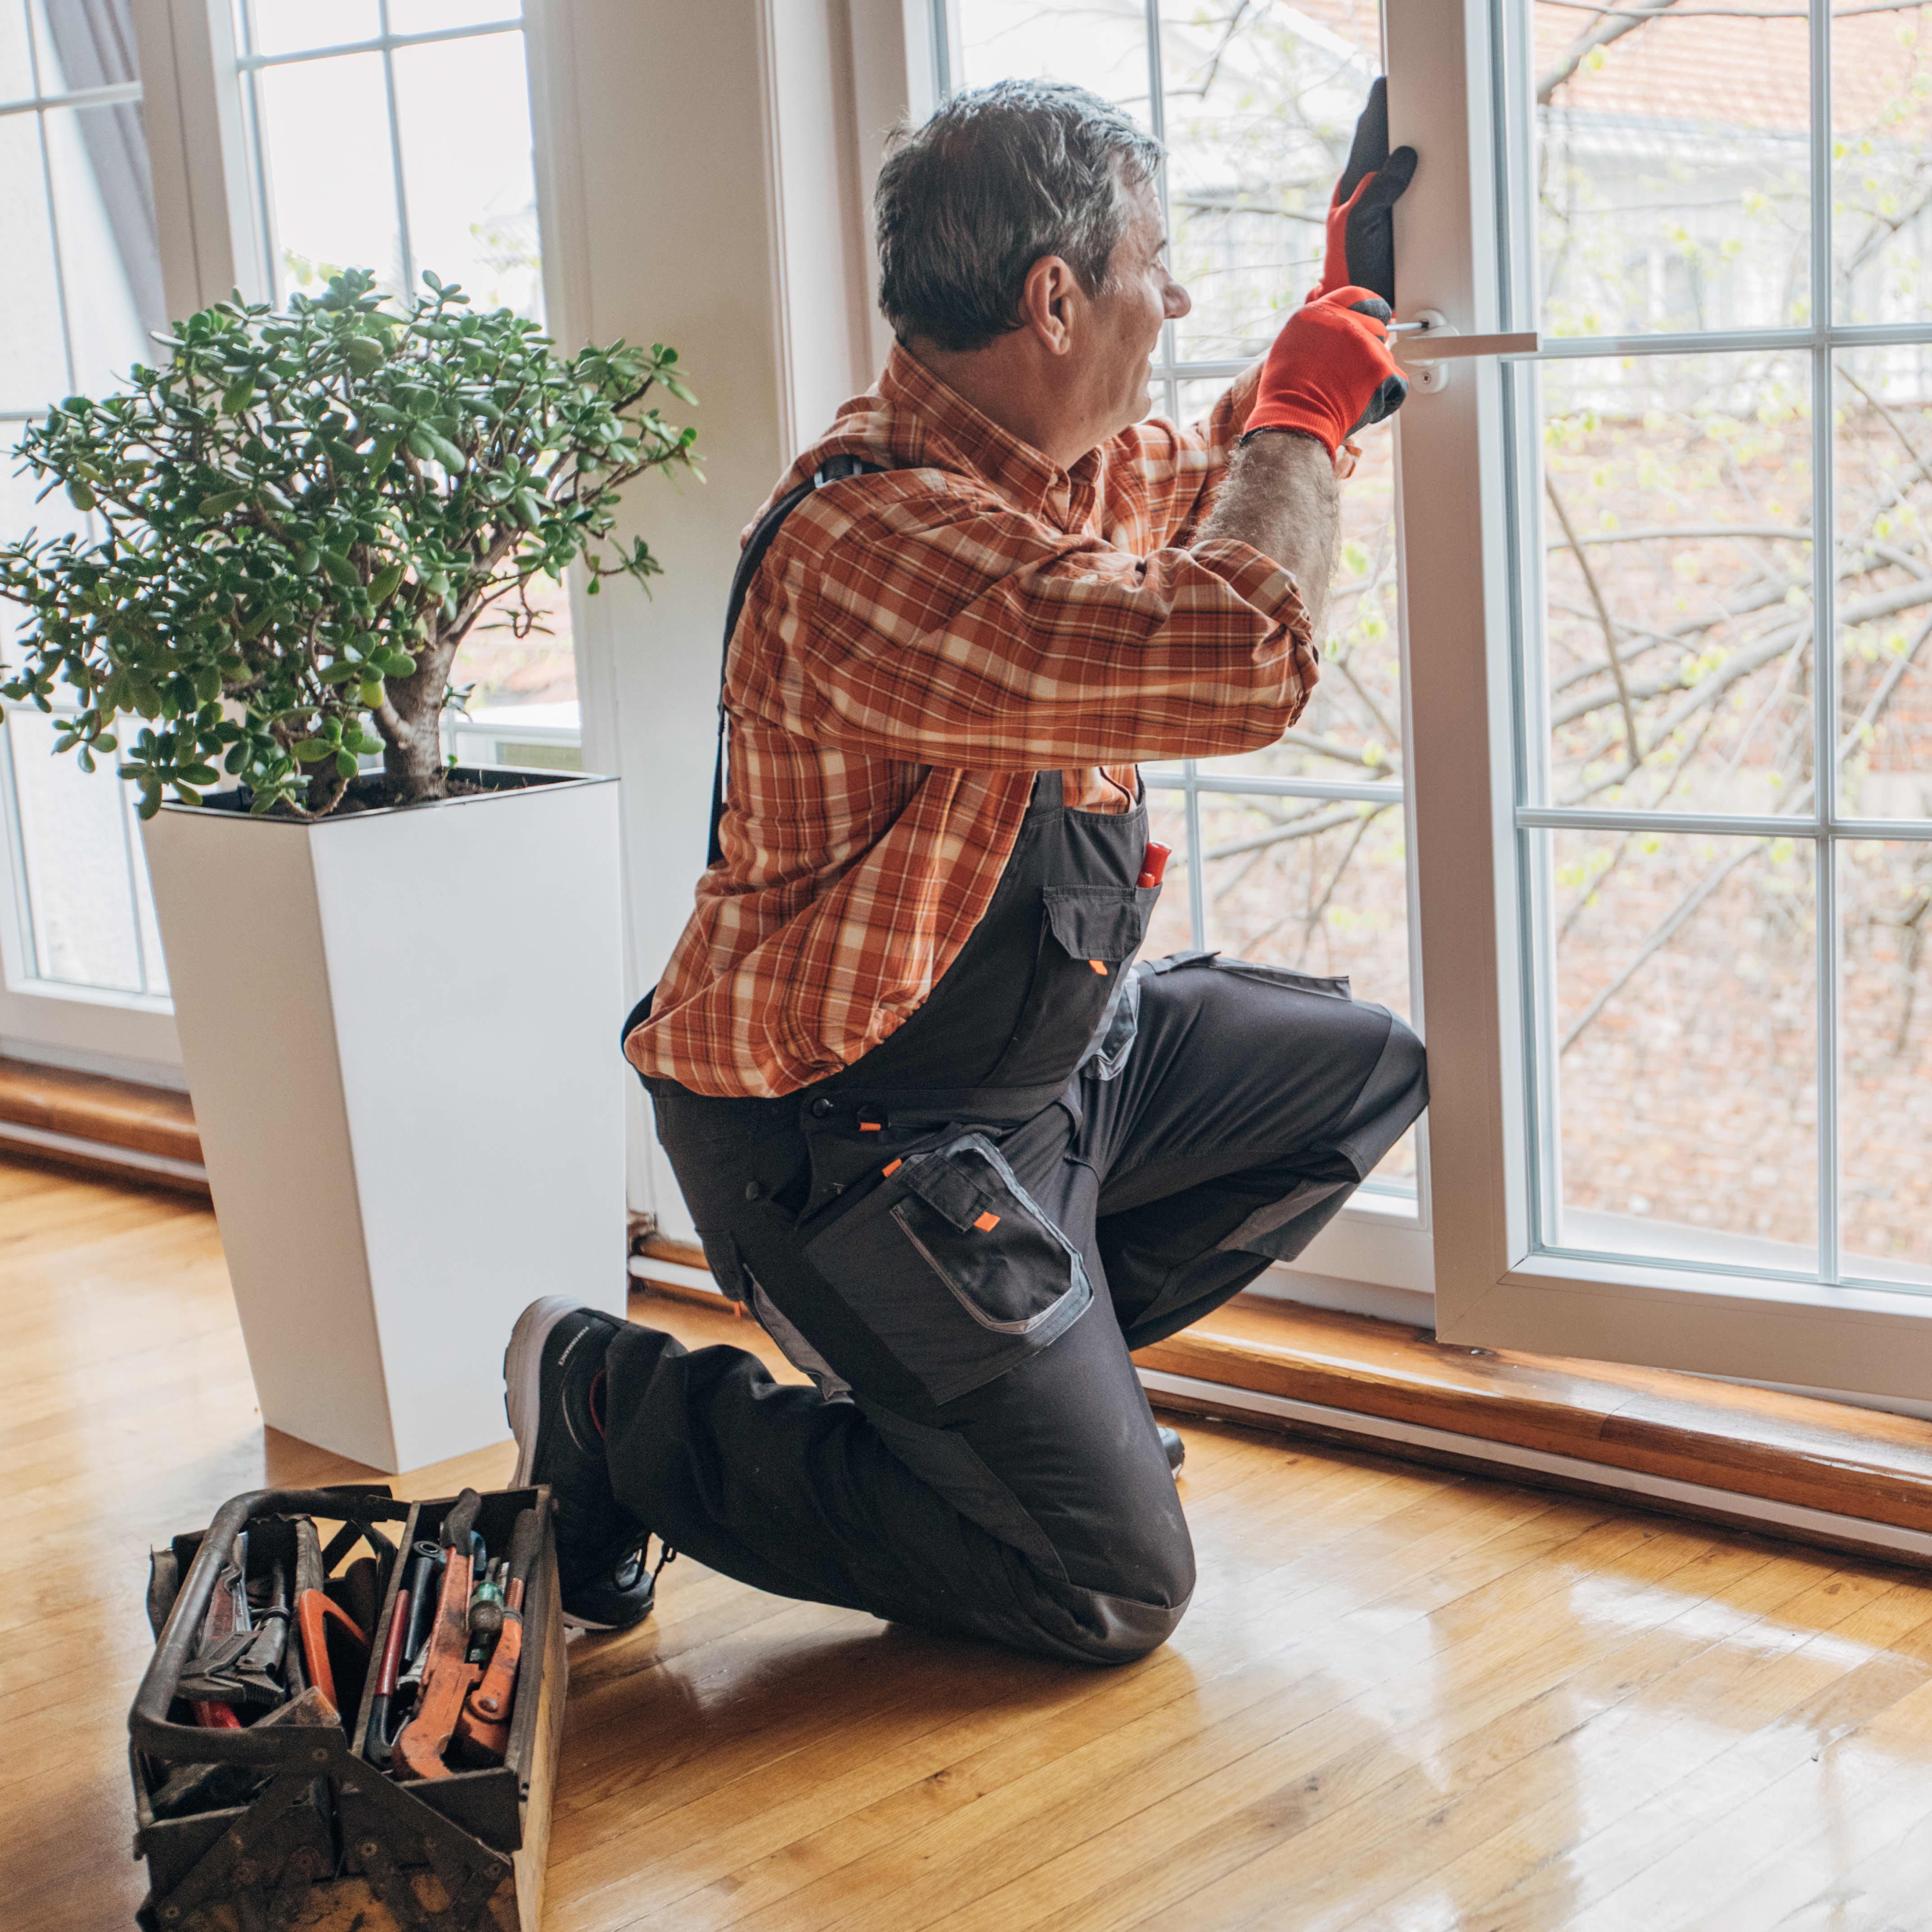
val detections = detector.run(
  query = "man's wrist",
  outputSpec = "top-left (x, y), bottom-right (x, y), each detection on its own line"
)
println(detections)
top-left (1240, 423), bottom-right (1353, 476)
top-left (1238, 424), bottom-right (1326, 450)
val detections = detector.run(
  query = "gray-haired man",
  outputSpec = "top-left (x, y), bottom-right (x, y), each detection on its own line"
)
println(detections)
top-left (504, 79), bottom-right (1425, 1663)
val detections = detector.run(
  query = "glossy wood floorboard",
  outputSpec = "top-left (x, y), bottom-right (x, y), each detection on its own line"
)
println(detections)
top-left (10, 1157), bottom-right (1932, 1931)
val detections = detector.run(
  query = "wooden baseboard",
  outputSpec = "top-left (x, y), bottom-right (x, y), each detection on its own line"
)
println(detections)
top-left (635, 1233), bottom-right (1932, 1557)
top-left (1136, 1300), bottom-right (1932, 1541)
top-left (0, 1056), bottom-right (208, 1195)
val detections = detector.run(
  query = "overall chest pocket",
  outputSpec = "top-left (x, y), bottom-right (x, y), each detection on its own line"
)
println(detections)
top-left (990, 883), bottom-right (1158, 1089)
top-left (799, 1131), bottom-right (1092, 1408)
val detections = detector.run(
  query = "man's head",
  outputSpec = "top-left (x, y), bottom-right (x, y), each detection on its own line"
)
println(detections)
top-left (875, 81), bottom-right (1191, 467)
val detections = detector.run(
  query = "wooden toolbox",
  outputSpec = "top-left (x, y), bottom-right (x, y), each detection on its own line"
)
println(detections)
top-left (129, 1482), bottom-right (567, 1931)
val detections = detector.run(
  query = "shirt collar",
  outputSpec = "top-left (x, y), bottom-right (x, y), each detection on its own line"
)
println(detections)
top-left (879, 344), bottom-right (1101, 532)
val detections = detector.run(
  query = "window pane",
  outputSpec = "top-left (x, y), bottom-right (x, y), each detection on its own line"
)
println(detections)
top-left (389, 0), bottom-right (520, 31)
top-left (1196, 793), bottom-right (1411, 1016)
top-left (1532, 0), bottom-right (1810, 337)
top-left (243, 0), bottom-right (380, 59)
top-left (459, 575), bottom-right (574, 710)
top-left (1196, 789), bottom-right (1415, 1186)
top-left (0, 114), bottom-right (68, 410)
top-left (1831, 0), bottom-right (1932, 327)
top-left (1537, 351), bottom-right (1814, 815)
top-left (391, 30), bottom-right (540, 316)
top-left (1840, 838), bottom-right (1932, 1288)
top-left (953, 0), bottom-right (1151, 112)
top-left (1834, 347), bottom-right (1932, 820)
top-left (0, 0), bottom-right (31, 100)
top-left (5, 708), bottom-right (142, 990)
top-left (1543, 826), bottom-right (1817, 1269)
top-left (1159, 0), bottom-right (1381, 366)
top-left (255, 51), bottom-right (402, 297)
top-left (46, 101), bottom-right (163, 394)
top-left (1177, 377), bottom-right (1403, 786)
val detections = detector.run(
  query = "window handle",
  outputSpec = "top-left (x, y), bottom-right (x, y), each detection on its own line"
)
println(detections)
top-left (1391, 311), bottom-right (1541, 390)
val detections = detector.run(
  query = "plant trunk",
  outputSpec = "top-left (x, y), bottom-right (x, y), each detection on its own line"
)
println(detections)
top-left (383, 716), bottom-right (448, 806)
top-left (382, 638), bottom-right (456, 807)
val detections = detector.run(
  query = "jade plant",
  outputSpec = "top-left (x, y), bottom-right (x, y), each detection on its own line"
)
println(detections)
top-left (0, 268), bottom-right (699, 817)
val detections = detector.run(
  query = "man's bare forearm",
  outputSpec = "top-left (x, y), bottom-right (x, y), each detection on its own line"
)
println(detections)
top-left (1198, 429), bottom-right (1340, 644)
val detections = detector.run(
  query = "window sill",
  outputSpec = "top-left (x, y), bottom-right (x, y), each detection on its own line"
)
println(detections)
top-left (1138, 1294), bottom-right (1932, 1566)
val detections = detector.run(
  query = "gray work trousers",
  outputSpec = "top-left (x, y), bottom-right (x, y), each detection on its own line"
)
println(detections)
top-left (607, 952), bottom-right (1427, 1666)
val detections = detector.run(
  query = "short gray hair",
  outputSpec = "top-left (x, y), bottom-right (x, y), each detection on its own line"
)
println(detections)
top-left (874, 80), bottom-right (1164, 354)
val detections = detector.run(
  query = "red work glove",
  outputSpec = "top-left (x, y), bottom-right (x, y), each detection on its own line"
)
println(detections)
top-left (1246, 286), bottom-right (1408, 460)
top-left (1308, 78), bottom-right (1418, 306)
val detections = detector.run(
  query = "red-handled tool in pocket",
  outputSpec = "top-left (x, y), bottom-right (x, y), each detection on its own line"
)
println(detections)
top-left (1137, 842), bottom-right (1171, 889)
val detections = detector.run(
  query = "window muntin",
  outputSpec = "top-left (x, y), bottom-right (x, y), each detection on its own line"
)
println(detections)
top-left (950, 0), bottom-right (1421, 1204)
top-left (0, 0), bottom-right (168, 1000)
top-left (1503, 0), bottom-right (1932, 1292)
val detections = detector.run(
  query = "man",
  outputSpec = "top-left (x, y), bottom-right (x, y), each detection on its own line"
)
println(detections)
top-left (503, 80), bottom-right (1427, 1663)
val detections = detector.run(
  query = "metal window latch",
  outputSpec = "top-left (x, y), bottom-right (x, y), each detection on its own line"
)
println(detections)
top-left (1390, 310), bottom-right (1542, 392)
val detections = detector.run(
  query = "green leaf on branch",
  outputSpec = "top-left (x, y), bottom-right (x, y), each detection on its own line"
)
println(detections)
top-left (0, 264), bottom-right (700, 815)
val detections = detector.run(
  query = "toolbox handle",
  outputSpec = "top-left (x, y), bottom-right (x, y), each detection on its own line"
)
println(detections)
top-left (131, 1486), bottom-right (410, 1766)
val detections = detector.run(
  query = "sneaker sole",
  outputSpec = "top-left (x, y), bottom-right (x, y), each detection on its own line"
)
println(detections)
top-left (503, 1294), bottom-right (586, 1492)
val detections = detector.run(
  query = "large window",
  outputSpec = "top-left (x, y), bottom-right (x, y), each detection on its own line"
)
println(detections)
top-left (0, 0), bottom-right (169, 1019)
top-left (949, 0), bottom-right (1422, 1221)
top-left (0, 0), bottom-right (567, 1058)
top-left (1498, 0), bottom-right (1932, 1294)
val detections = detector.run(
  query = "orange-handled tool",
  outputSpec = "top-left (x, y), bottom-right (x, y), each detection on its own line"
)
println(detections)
top-left (294, 1589), bottom-right (368, 1713)
top-left (469, 1508), bottom-right (539, 1724)
top-left (394, 1489), bottom-right (483, 1782)
top-left (1137, 842), bottom-right (1171, 889)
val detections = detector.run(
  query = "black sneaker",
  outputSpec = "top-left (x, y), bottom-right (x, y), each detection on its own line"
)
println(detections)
top-left (504, 1297), bottom-right (660, 1632)
top-left (1159, 1425), bottom-right (1185, 1475)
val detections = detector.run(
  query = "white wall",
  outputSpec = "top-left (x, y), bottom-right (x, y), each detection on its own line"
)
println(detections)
top-left (531, 0), bottom-right (908, 1227)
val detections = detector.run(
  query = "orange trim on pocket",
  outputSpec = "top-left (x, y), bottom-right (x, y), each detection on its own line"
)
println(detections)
top-left (973, 1211), bottom-right (1001, 1232)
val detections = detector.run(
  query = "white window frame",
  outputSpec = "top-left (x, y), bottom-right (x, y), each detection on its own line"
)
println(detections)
top-left (1383, 0), bottom-right (1932, 1398)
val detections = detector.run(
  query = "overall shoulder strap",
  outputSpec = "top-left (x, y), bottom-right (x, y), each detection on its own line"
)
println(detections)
top-left (708, 454), bottom-right (884, 867)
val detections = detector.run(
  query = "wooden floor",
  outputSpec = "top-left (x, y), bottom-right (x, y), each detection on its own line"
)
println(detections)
top-left (13, 1159), bottom-right (1932, 1931)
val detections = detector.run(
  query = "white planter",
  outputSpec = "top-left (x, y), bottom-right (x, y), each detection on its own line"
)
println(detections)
top-left (141, 770), bottom-right (628, 1472)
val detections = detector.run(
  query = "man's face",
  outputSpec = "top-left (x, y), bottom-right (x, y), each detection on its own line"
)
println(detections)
top-left (1084, 175), bottom-right (1192, 438)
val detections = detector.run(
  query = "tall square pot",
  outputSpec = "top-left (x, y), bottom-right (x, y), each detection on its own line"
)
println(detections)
top-left (141, 768), bottom-right (627, 1472)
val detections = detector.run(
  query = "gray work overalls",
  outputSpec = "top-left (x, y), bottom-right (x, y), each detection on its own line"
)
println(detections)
top-left (614, 463), bottom-right (1428, 1665)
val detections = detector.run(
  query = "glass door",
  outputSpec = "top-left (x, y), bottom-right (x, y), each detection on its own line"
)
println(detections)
top-left (1500, 0), bottom-right (1932, 1297)
top-left (945, 0), bottom-right (1429, 1292)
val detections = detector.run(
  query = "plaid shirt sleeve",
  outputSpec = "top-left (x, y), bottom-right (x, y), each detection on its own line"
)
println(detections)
top-left (745, 374), bottom-right (1311, 773)
top-left (1120, 361), bottom-right (1263, 548)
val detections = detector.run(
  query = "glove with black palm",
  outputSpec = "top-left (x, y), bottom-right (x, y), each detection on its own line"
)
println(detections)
top-left (1308, 77), bottom-right (1418, 307)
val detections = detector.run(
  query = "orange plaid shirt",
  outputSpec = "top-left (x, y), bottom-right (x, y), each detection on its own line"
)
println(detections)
top-left (626, 346), bottom-right (1315, 1098)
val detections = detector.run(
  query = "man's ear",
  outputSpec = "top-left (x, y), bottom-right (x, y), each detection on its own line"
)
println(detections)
top-left (1018, 254), bottom-right (1081, 357)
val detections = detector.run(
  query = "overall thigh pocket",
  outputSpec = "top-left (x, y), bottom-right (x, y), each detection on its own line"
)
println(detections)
top-left (800, 1131), bottom-right (1092, 1407)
